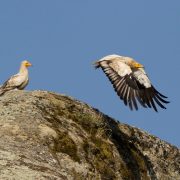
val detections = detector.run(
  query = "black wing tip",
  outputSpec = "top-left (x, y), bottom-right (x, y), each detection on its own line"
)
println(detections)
top-left (155, 93), bottom-right (170, 104)
top-left (153, 86), bottom-right (169, 98)
top-left (153, 97), bottom-right (168, 112)
top-left (158, 92), bottom-right (168, 98)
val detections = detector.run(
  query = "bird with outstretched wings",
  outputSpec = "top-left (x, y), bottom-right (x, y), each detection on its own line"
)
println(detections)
top-left (94, 54), bottom-right (169, 112)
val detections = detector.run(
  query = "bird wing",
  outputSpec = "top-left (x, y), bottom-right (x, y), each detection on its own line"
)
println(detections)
top-left (0, 73), bottom-right (26, 92)
top-left (97, 60), bottom-right (169, 111)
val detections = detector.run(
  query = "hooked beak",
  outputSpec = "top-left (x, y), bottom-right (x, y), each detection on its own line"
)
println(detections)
top-left (26, 62), bottom-right (32, 67)
top-left (133, 62), bottom-right (144, 68)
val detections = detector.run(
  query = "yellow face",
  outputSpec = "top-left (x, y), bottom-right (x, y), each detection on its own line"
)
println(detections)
top-left (130, 61), bottom-right (144, 68)
top-left (22, 60), bottom-right (32, 67)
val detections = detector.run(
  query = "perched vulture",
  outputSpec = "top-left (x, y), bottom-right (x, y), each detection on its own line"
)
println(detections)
top-left (94, 54), bottom-right (169, 112)
top-left (0, 60), bottom-right (32, 96)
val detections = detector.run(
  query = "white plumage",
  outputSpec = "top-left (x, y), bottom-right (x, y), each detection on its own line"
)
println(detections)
top-left (94, 54), bottom-right (169, 112)
top-left (0, 60), bottom-right (32, 96)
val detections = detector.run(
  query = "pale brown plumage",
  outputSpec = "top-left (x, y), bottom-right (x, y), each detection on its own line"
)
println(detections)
top-left (94, 54), bottom-right (169, 112)
top-left (0, 60), bottom-right (32, 96)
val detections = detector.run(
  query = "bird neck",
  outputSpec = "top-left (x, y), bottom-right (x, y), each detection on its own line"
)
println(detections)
top-left (19, 64), bottom-right (28, 74)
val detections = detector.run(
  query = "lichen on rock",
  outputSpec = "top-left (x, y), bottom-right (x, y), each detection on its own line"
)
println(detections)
top-left (0, 90), bottom-right (179, 179)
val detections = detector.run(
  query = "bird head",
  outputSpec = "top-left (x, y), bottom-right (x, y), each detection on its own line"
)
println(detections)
top-left (22, 60), bottom-right (32, 68)
top-left (130, 61), bottom-right (144, 68)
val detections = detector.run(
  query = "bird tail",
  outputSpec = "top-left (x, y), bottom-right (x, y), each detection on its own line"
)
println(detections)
top-left (0, 86), bottom-right (13, 96)
top-left (0, 86), bottom-right (7, 96)
top-left (0, 88), bottom-right (5, 96)
top-left (92, 61), bottom-right (100, 69)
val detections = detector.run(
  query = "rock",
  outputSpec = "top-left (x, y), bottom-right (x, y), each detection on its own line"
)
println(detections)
top-left (0, 90), bottom-right (179, 180)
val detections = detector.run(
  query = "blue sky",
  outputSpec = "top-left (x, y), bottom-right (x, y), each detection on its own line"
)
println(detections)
top-left (0, 1), bottom-right (179, 147)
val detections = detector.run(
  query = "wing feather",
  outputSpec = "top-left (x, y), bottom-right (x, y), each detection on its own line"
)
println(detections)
top-left (145, 89), bottom-right (157, 112)
top-left (132, 90), bottom-right (138, 110)
top-left (119, 82), bottom-right (127, 100)
top-left (126, 87), bottom-right (130, 106)
top-left (96, 60), bottom-right (169, 111)
top-left (153, 95), bottom-right (166, 109)
top-left (122, 84), bottom-right (128, 105)
top-left (153, 87), bottom-right (168, 98)
top-left (128, 89), bottom-right (133, 110)
top-left (155, 93), bottom-right (170, 104)
top-left (134, 90), bottom-right (147, 108)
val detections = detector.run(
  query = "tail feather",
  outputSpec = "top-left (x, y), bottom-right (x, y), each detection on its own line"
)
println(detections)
top-left (0, 86), bottom-right (14, 96)
top-left (93, 61), bottom-right (100, 69)
top-left (0, 88), bottom-right (6, 96)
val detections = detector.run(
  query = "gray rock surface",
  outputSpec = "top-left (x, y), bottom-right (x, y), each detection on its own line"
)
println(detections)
top-left (0, 90), bottom-right (179, 180)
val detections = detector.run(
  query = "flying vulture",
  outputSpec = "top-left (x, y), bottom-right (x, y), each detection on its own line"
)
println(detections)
top-left (0, 60), bottom-right (32, 96)
top-left (94, 54), bottom-right (169, 112)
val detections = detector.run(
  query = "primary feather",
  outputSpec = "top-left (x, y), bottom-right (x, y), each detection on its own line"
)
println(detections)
top-left (94, 54), bottom-right (169, 112)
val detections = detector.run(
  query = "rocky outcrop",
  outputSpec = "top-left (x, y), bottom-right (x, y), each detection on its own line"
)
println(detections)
top-left (0, 90), bottom-right (179, 180)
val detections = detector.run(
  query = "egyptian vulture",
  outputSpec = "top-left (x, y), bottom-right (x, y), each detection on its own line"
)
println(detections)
top-left (94, 54), bottom-right (169, 112)
top-left (0, 60), bottom-right (32, 96)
